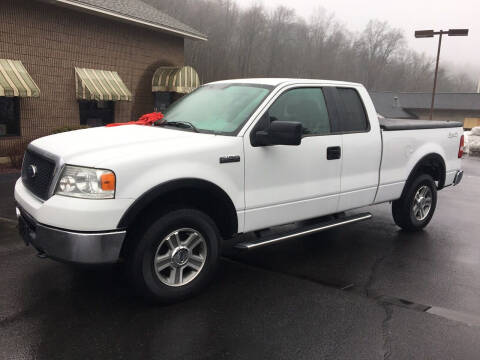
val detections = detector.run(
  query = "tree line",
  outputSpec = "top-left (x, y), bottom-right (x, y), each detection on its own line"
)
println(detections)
top-left (146, 0), bottom-right (476, 92)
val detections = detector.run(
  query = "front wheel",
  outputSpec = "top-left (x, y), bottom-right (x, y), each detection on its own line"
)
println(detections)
top-left (127, 208), bottom-right (220, 303)
top-left (392, 174), bottom-right (437, 232)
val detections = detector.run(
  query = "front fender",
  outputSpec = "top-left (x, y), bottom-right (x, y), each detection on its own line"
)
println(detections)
top-left (117, 177), bottom-right (239, 234)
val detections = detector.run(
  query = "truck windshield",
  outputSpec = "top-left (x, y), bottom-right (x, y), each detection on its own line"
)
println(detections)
top-left (160, 83), bottom-right (273, 135)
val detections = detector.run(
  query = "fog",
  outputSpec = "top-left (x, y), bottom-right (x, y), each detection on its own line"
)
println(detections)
top-left (250, 0), bottom-right (480, 84)
top-left (147, 0), bottom-right (479, 91)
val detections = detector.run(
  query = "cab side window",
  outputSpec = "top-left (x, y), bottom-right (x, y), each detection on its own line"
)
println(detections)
top-left (268, 88), bottom-right (330, 135)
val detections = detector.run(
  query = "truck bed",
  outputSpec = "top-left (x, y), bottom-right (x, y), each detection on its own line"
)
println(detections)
top-left (376, 117), bottom-right (463, 204)
top-left (380, 118), bottom-right (463, 131)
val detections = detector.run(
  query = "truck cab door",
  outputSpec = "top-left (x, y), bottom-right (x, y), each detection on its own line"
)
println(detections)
top-left (243, 86), bottom-right (342, 232)
top-left (333, 87), bottom-right (382, 210)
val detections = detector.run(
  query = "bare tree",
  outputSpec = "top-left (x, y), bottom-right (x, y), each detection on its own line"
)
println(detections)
top-left (355, 20), bottom-right (405, 90)
top-left (263, 6), bottom-right (296, 76)
top-left (145, 0), bottom-right (476, 92)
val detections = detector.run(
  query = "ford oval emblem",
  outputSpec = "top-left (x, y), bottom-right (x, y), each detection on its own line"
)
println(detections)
top-left (27, 164), bottom-right (37, 178)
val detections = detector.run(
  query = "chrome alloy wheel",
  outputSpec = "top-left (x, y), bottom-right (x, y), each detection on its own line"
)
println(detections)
top-left (412, 185), bottom-right (433, 221)
top-left (153, 228), bottom-right (207, 287)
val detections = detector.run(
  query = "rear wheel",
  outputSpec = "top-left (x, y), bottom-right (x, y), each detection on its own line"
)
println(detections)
top-left (127, 208), bottom-right (220, 303)
top-left (392, 174), bottom-right (437, 231)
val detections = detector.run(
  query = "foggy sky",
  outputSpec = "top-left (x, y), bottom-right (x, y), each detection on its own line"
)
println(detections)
top-left (247, 0), bottom-right (480, 82)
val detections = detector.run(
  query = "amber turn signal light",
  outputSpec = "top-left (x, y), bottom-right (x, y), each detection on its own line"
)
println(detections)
top-left (100, 173), bottom-right (116, 191)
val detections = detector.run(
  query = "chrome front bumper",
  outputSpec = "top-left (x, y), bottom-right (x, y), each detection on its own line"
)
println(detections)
top-left (453, 170), bottom-right (464, 186)
top-left (16, 206), bottom-right (126, 264)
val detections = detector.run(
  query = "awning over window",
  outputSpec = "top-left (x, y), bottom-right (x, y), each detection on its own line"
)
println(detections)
top-left (152, 66), bottom-right (200, 94)
top-left (0, 59), bottom-right (40, 97)
top-left (75, 67), bottom-right (132, 101)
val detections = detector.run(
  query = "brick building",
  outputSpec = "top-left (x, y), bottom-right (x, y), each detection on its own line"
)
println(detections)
top-left (0, 0), bottom-right (206, 156)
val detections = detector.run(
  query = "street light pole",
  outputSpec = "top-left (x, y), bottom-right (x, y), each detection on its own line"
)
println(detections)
top-left (414, 29), bottom-right (469, 120)
top-left (430, 32), bottom-right (443, 120)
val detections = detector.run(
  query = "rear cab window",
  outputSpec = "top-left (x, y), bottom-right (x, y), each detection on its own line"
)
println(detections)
top-left (335, 87), bottom-right (370, 133)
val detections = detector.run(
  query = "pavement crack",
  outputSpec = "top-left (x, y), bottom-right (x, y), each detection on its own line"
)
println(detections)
top-left (380, 303), bottom-right (394, 360)
top-left (364, 249), bottom-right (391, 297)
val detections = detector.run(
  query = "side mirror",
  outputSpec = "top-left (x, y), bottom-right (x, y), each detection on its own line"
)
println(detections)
top-left (253, 121), bottom-right (302, 146)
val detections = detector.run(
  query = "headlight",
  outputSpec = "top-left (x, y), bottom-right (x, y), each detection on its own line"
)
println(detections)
top-left (55, 165), bottom-right (116, 199)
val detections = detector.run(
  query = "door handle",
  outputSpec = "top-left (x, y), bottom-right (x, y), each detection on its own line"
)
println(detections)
top-left (327, 146), bottom-right (341, 160)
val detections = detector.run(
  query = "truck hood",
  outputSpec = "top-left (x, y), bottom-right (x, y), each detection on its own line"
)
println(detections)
top-left (30, 125), bottom-right (226, 167)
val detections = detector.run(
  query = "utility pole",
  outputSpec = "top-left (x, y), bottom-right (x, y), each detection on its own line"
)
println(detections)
top-left (415, 29), bottom-right (469, 120)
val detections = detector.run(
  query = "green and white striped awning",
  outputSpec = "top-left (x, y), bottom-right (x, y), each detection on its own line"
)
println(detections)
top-left (0, 59), bottom-right (40, 97)
top-left (75, 67), bottom-right (132, 101)
top-left (152, 66), bottom-right (200, 94)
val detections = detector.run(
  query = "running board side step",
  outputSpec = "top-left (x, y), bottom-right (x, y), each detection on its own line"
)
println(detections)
top-left (234, 212), bottom-right (373, 250)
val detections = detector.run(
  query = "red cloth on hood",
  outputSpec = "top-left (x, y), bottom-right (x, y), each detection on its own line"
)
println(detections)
top-left (106, 112), bottom-right (164, 127)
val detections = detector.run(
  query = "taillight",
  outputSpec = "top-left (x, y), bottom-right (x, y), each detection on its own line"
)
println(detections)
top-left (458, 135), bottom-right (464, 158)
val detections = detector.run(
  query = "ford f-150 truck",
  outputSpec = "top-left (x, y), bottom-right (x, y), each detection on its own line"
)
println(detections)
top-left (14, 79), bottom-right (464, 302)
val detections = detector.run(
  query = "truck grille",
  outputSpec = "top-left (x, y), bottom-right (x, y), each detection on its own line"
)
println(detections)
top-left (21, 149), bottom-right (57, 200)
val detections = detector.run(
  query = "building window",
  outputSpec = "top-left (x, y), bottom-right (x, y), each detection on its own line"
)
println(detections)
top-left (154, 92), bottom-right (186, 112)
top-left (79, 100), bottom-right (114, 127)
top-left (154, 92), bottom-right (172, 112)
top-left (0, 97), bottom-right (20, 137)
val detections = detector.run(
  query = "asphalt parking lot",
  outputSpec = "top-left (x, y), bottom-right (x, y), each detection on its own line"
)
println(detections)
top-left (1, 158), bottom-right (480, 360)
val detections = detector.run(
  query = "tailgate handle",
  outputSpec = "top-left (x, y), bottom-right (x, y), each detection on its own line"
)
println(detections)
top-left (327, 146), bottom-right (341, 160)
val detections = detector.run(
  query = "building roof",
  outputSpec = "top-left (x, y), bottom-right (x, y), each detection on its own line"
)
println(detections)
top-left (53, 0), bottom-right (207, 41)
top-left (370, 91), bottom-right (480, 118)
top-left (369, 92), bottom-right (416, 119)
top-left (399, 92), bottom-right (480, 111)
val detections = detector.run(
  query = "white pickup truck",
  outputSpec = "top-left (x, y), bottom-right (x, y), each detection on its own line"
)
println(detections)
top-left (15, 79), bottom-right (464, 302)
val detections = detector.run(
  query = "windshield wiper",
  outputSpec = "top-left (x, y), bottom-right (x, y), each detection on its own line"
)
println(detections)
top-left (158, 120), bottom-right (199, 133)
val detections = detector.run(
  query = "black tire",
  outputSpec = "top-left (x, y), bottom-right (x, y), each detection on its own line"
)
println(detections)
top-left (392, 174), bottom-right (437, 232)
top-left (127, 208), bottom-right (220, 303)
